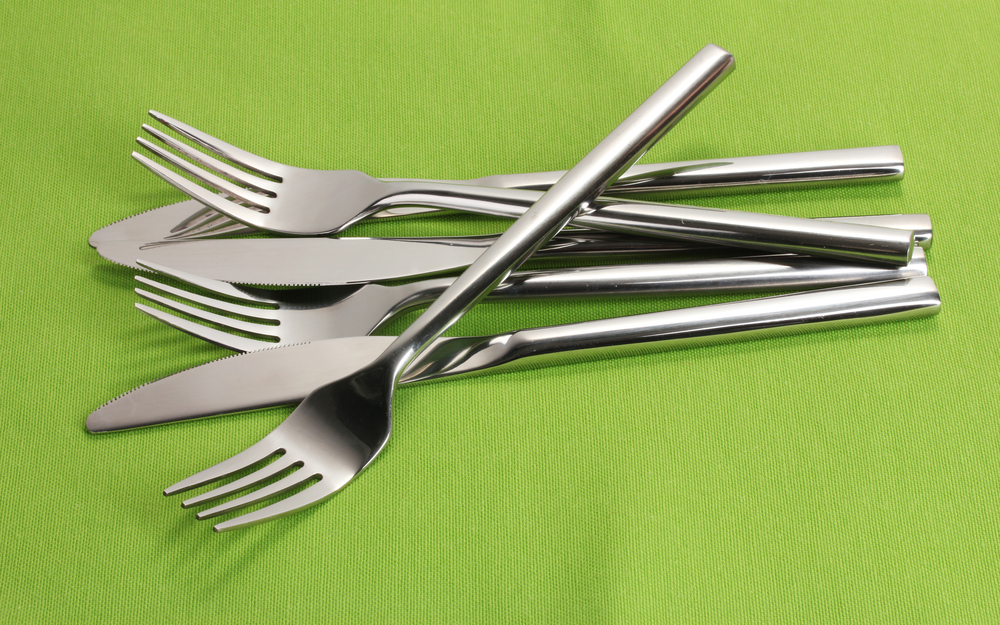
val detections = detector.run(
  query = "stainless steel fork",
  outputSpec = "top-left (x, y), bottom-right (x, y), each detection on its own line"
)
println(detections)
top-left (134, 247), bottom-right (928, 352)
top-left (132, 118), bottom-right (915, 265)
top-left (161, 44), bottom-right (735, 531)
top-left (159, 144), bottom-right (905, 239)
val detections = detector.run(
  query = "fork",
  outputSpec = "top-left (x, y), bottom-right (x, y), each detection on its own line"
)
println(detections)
top-left (159, 144), bottom-right (905, 239)
top-left (161, 44), bottom-right (736, 531)
top-left (132, 119), bottom-right (915, 266)
top-left (134, 247), bottom-right (929, 352)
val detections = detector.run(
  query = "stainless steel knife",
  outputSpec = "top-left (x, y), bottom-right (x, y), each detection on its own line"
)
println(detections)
top-left (87, 276), bottom-right (940, 432)
top-left (95, 234), bottom-right (712, 285)
top-left (92, 212), bottom-right (933, 285)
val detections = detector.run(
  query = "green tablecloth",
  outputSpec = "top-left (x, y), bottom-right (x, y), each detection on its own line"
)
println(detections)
top-left (2, 0), bottom-right (997, 621)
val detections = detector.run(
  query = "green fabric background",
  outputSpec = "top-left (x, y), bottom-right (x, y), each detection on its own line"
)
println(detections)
top-left (1, 0), bottom-right (998, 621)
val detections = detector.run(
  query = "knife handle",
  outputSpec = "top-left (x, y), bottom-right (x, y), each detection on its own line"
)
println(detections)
top-left (380, 182), bottom-right (916, 266)
top-left (380, 248), bottom-right (928, 325)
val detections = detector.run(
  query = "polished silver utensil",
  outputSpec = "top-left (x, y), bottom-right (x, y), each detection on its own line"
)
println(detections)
top-left (150, 145), bottom-right (905, 238)
top-left (88, 276), bottom-right (940, 434)
top-left (89, 194), bottom-right (932, 251)
top-left (161, 43), bottom-right (736, 531)
top-left (133, 248), bottom-right (929, 351)
top-left (134, 118), bottom-right (914, 264)
top-left (94, 235), bottom-right (699, 283)
top-left (392, 145), bottom-right (905, 194)
top-left (92, 213), bottom-right (931, 284)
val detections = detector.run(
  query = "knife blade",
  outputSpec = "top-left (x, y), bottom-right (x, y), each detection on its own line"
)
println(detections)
top-left (87, 276), bottom-right (941, 433)
top-left (96, 237), bottom-right (505, 284)
top-left (97, 233), bottom-right (731, 285)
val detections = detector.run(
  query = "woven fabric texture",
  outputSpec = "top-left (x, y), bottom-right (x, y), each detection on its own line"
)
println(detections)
top-left (1, 0), bottom-right (998, 622)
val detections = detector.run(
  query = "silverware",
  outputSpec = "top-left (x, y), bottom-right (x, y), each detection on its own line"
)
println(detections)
top-left (133, 115), bottom-right (914, 264)
top-left (94, 235), bottom-right (703, 284)
top-left (88, 276), bottom-right (941, 433)
top-left (92, 213), bottom-right (931, 285)
top-left (146, 145), bottom-right (905, 238)
top-left (88, 196), bottom-right (932, 251)
top-left (390, 145), bottom-right (904, 195)
top-left (89, 193), bottom-right (932, 251)
top-left (133, 248), bottom-right (929, 351)
top-left (160, 43), bottom-right (736, 531)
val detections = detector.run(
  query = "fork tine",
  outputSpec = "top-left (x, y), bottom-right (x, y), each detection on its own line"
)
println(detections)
top-left (137, 137), bottom-right (270, 209)
top-left (166, 211), bottom-right (232, 238)
top-left (136, 260), bottom-right (278, 305)
top-left (148, 110), bottom-right (282, 179)
top-left (135, 287), bottom-right (279, 337)
top-left (136, 274), bottom-right (277, 315)
top-left (170, 205), bottom-right (217, 234)
top-left (135, 260), bottom-right (278, 308)
top-left (132, 152), bottom-right (272, 228)
top-left (164, 433), bottom-right (285, 496)
top-left (194, 467), bottom-right (318, 520)
top-left (143, 124), bottom-right (278, 195)
top-left (167, 215), bottom-right (252, 239)
top-left (181, 455), bottom-right (301, 508)
top-left (211, 481), bottom-right (338, 532)
top-left (168, 197), bottom-right (253, 238)
top-left (136, 303), bottom-right (271, 352)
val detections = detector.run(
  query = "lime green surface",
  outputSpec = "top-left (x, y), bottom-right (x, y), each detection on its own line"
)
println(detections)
top-left (1, 0), bottom-right (998, 622)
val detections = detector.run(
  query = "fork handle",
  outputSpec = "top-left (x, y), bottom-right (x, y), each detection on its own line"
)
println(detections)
top-left (372, 145), bottom-right (903, 219)
top-left (402, 277), bottom-right (940, 383)
top-left (384, 145), bottom-right (905, 196)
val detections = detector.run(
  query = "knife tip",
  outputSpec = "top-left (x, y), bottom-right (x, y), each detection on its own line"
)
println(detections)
top-left (85, 412), bottom-right (109, 433)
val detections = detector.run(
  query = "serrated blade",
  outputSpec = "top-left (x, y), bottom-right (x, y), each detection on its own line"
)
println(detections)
top-left (89, 200), bottom-right (220, 247)
top-left (87, 337), bottom-right (396, 432)
top-left (94, 237), bottom-right (499, 284)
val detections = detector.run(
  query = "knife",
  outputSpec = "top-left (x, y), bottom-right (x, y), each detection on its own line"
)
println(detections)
top-left (93, 212), bottom-right (932, 285)
top-left (95, 234), bottom-right (713, 285)
top-left (88, 198), bottom-right (690, 254)
top-left (88, 276), bottom-right (940, 432)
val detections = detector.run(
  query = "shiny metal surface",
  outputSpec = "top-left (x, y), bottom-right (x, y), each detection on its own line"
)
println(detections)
top-left (430, 195), bottom-right (914, 265)
top-left (136, 110), bottom-right (757, 238)
top-left (133, 119), bottom-right (914, 263)
top-left (89, 198), bottom-right (652, 248)
top-left (92, 213), bottom-right (930, 285)
top-left (390, 145), bottom-right (905, 194)
top-left (160, 44), bottom-right (735, 531)
top-left (95, 231), bottom-right (714, 282)
top-left (133, 249), bottom-right (928, 352)
top-left (88, 196), bottom-right (932, 251)
top-left (831, 214), bottom-right (932, 249)
top-left (88, 276), bottom-right (940, 433)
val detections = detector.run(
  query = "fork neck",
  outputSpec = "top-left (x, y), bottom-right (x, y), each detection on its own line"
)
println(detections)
top-left (373, 180), bottom-right (541, 213)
